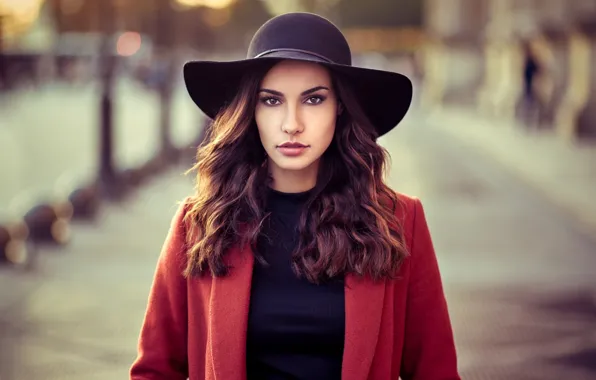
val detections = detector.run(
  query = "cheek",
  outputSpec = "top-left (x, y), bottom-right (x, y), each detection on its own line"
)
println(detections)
top-left (306, 108), bottom-right (337, 141)
top-left (255, 108), bottom-right (276, 142)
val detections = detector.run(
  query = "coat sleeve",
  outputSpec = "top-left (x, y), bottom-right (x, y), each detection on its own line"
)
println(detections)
top-left (130, 200), bottom-right (190, 380)
top-left (400, 198), bottom-right (461, 380)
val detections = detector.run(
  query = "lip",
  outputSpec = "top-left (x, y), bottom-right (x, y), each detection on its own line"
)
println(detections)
top-left (276, 142), bottom-right (309, 157)
top-left (277, 142), bottom-right (309, 148)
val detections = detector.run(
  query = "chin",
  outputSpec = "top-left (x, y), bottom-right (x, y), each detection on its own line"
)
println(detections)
top-left (278, 161), bottom-right (313, 171)
top-left (273, 157), bottom-right (316, 172)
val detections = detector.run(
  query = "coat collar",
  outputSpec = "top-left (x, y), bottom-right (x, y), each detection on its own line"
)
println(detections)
top-left (208, 244), bottom-right (385, 380)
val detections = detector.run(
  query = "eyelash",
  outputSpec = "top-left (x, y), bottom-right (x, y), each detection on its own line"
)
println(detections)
top-left (260, 95), bottom-right (326, 106)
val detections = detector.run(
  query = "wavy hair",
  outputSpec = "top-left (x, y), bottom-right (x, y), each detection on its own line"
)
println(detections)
top-left (183, 63), bottom-right (408, 284)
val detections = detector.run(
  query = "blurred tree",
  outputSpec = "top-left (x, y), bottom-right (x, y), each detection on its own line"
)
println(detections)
top-left (206, 0), bottom-right (272, 52)
top-left (173, 7), bottom-right (216, 52)
top-left (47, 0), bottom-right (101, 33)
top-left (260, 0), bottom-right (338, 16)
top-left (48, 0), bottom-right (272, 53)
top-left (260, 0), bottom-right (307, 14)
top-left (333, 0), bottom-right (423, 28)
top-left (48, 0), bottom-right (169, 35)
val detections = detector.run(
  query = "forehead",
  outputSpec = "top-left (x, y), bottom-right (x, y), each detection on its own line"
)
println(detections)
top-left (260, 60), bottom-right (331, 88)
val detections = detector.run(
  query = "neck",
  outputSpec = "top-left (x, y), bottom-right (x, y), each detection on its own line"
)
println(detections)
top-left (269, 161), bottom-right (318, 193)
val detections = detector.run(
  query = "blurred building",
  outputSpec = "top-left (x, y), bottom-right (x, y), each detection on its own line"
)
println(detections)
top-left (0, 0), bottom-right (55, 88)
top-left (422, 0), bottom-right (596, 140)
top-left (0, 1), bottom-right (159, 88)
top-left (3, 0), bottom-right (595, 141)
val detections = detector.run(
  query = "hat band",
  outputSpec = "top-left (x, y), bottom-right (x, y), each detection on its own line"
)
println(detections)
top-left (254, 48), bottom-right (334, 64)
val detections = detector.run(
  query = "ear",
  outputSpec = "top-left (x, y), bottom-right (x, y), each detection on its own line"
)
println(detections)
top-left (337, 102), bottom-right (344, 115)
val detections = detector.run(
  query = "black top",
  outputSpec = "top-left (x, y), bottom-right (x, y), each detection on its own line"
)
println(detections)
top-left (246, 188), bottom-right (346, 380)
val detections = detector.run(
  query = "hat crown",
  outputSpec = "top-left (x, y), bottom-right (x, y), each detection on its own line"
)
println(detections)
top-left (247, 12), bottom-right (352, 66)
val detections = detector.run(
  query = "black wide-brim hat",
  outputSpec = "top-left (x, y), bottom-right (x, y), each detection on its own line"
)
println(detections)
top-left (183, 12), bottom-right (413, 137)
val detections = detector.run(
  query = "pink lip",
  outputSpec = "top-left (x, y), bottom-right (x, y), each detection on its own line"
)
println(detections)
top-left (277, 143), bottom-right (309, 157)
top-left (278, 142), bottom-right (308, 148)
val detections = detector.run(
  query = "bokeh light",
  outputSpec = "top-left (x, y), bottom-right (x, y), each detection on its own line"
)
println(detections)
top-left (175, 0), bottom-right (237, 10)
top-left (0, 0), bottom-right (44, 41)
top-left (116, 31), bottom-right (142, 57)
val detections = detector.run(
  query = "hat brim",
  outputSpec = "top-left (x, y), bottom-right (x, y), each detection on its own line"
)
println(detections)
top-left (183, 51), bottom-right (412, 137)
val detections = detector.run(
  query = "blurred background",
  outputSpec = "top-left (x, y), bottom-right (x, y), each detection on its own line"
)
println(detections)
top-left (0, 0), bottom-right (595, 379)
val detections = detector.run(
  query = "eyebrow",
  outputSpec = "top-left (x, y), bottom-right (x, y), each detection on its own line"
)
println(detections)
top-left (259, 86), bottom-right (330, 97)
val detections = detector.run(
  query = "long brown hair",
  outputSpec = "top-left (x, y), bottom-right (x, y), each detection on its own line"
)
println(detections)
top-left (183, 63), bottom-right (408, 284)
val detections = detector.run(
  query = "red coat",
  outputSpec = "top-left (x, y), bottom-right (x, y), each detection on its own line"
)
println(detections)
top-left (130, 194), bottom-right (460, 380)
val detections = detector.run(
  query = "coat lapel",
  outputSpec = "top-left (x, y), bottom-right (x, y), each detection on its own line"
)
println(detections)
top-left (207, 244), bottom-right (386, 380)
top-left (342, 274), bottom-right (386, 380)
top-left (209, 243), bottom-right (254, 380)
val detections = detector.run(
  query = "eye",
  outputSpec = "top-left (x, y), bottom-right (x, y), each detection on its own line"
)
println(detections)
top-left (261, 97), bottom-right (281, 106)
top-left (306, 95), bottom-right (325, 105)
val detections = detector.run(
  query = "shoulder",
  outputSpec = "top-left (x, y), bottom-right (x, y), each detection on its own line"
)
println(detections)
top-left (163, 195), bottom-right (196, 256)
top-left (394, 191), bottom-right (419, 209)
top-left (391, 191), bottom-right (422, 223)
top-left (391, 191), bottom-right (428, 247)
top-left (170, 196), bottom-right (195, 231)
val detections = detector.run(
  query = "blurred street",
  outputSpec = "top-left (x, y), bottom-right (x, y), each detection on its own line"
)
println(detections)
top-left (1, 110), bottom-right (595, 380)
top-left (1, 0), bottom-right (596, 379)
top-left (0, 78), bottom-right (202, 217)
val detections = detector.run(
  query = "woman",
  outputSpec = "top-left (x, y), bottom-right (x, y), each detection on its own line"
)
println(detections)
top-left (130, 12), bottom-right (460, 380)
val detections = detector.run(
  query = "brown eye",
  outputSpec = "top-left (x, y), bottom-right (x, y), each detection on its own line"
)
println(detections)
top-left (263, 97), bottom-right (281, 106)
top-left (306, 96), bottom-right (325, 105)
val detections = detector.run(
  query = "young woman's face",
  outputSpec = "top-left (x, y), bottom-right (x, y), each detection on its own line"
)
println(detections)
top-left (255, 60), bottom-right (338, 184)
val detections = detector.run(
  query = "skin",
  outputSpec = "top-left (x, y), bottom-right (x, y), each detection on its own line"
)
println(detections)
top-left (255, 60), bottom-right (340, 193)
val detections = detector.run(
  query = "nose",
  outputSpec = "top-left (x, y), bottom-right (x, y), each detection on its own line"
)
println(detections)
top-left (281, 105), bottom-right (303, 135)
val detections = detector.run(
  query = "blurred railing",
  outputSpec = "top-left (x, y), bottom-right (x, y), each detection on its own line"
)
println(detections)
top-left (0, 71), bottom-right (206, 269)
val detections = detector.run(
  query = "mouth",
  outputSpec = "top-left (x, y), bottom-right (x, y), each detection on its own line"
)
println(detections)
top-left (277, 142), bottom-right (309, 148)
top-left (276, 142), bottom-right (310, 157)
